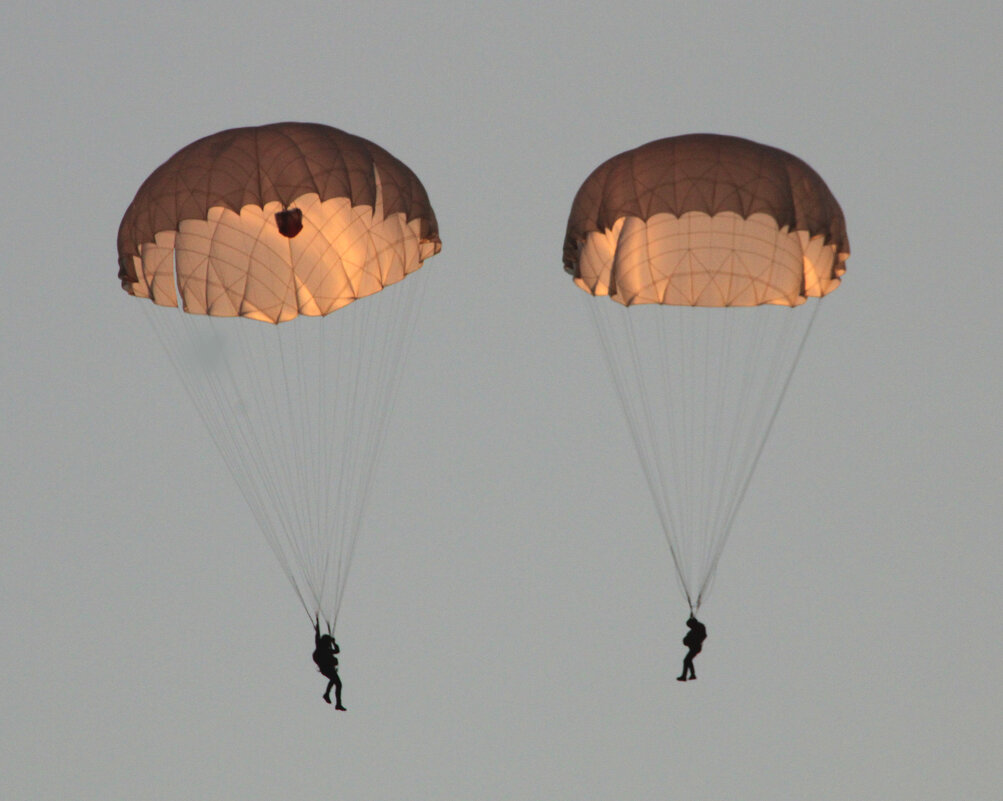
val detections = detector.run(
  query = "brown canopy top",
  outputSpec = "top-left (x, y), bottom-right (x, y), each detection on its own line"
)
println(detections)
top-left (563, 133), bottom-right (849, 275)
top-left (118, 122), bottom-right (440, 289)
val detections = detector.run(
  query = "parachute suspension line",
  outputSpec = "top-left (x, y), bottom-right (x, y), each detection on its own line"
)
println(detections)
top-left (697, 308), bottom-right (771, 605)
top-left (694, 299), bottom-right (822, 609)
top-left (209, 317), bottom-right (316, 616)
top-left (234, 320), bottom-right (317, 614)
top-left (693, 308), bottom-right (775, 609)
top-left (671, 307), bottom-right (699, 606)
top-left (655, 306), bottom-right (689, 583)
top-left (624, 309), bottom-right (675, 537)
top-left (696, 305), bottom-right (783, 609)
top-left (142, 253), bottom-right (429, 633)
top-left (697, 309), bottom-right (714, 594)
top-left (296, 321), bottom-right (328, 609)
top-left (661, 305), bottom-right (723, 606)
top-left (656, 307), bottom-right (687, 551)
top-left (310, 315), bottom-right (336, 621)
top-left (682, 305), bottom-right (699, 586)
top-left (625, 306), bottom-right (694, 607)
top-left (277, 322), bottom-right (311, 597)
top-left (273, 323), bottom-right (323, 610)
top-left (329, 298), bottom-right (365, 626)
top-left (584, 293), bottom-right (822, 614)
top-left (330, 268), bottom-right (430, 629)
top-left (144, 270), bottom-right (428, 633)
top-left (141, 304), bottom-right (314, 620)
top-left (657, 305), bottom-right (697, 603)
top-left (585, 297), bottom-right (693, 610)
top-left (317, 316), bottom-right (335, 611)
top-left (315, 311), bottom-right (343, 621)
top-left (295, 319), bottom-right (324, 607)
top-left (340, 292), bottom-right (376, 615)
top-left (700, 308), bottom-right (737, 605)
top-left (685, 308), bottom-right (705, 604)
top-left (326, 289), bottom-right (371, 627)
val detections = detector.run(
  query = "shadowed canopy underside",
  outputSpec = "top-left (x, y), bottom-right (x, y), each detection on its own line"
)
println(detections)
top-left (118, 122), bottom-right (441, 323)
top-left (564, 134), bottom-right (849, 307)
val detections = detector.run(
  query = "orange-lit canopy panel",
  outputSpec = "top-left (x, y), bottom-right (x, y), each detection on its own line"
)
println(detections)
top-left (118, 122), bottom-right (441, 323)
top-left (564, 134), bottom-right (848, 307)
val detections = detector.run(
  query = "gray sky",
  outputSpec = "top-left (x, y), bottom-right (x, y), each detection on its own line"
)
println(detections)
top-left (3, 1), bottom-right (1001, 799)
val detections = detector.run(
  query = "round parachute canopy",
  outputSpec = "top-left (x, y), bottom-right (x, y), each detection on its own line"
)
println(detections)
top-left (564, 134), bottom-right (848, 613)
top-left (564, 133), bottom-right (848, 308)
top-left (118, 123), bottom-right (441, 628)
top-left (118, 121), bottom-right (441, 323)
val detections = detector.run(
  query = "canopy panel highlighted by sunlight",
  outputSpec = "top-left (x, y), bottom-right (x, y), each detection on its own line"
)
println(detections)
top-left (118, 122), bottom-right (441, 629)
top-left (563, 134), bottom-right (848, 612)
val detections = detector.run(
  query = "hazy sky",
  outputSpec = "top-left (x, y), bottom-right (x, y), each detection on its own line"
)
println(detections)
top-left (3, 2), bottom-right (1001, 799)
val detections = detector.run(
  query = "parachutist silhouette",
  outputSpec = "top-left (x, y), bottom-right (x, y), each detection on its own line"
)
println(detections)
top-left (313, 616), bottom-right (346, 709)
top-left (677, 616), bottom-right (707, 681)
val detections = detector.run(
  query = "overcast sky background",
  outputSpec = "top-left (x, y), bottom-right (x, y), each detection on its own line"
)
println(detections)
top-left (3, 2), bottom-right (1001, 799)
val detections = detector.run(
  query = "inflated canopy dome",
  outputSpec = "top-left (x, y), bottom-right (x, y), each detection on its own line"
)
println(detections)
top-left (118, 122), bottom-right (441, 323)
top-left (564, 133), bottom-right (848, 307)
